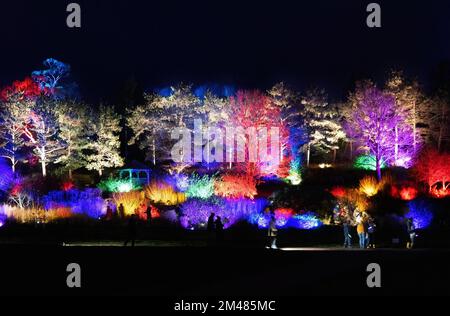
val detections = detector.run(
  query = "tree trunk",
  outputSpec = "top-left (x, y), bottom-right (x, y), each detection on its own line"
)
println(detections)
top-left (333, 149), bottom-right (337, 163)
top-left (11, 157), bottom-right (16, 173)
top-left (413, 100), bottom-right (417, 151)
top-left (306, 143), bottom-right (311, 167)
top-left (40, 148), bottom-right (47, 177)
top-left (41, 160), bottom-right (47, 177)
top-left (152, 138), bottom-right (156, 165)
top-left (69, 169), bottom-right (73, 179)
top-left (376, 158), bottom-right (382, 182)
top-left (349, 141), bottom-right (353, 161)
top-left (394, 125), bottom-right (399, 166)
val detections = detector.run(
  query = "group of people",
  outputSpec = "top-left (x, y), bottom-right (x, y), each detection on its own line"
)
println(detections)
top-left (103, 203), bottom-right (154, 247)
top-left (342, 212), bottom-right (377, 249)
top-left (105, 203), bottom-right (154, 224)
top-left (337, 200), bottom-right (417, 249)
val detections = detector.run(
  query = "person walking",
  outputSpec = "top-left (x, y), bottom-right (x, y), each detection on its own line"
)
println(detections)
top-left (406, 218), bottom-right (416, 249)
top-left (267, 215), bottom-right (278, 249)
top-left (124, 214), bottom-right (138, 247)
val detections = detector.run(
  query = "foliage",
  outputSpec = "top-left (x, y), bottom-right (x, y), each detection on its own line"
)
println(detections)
top-left (113, 191), bottom-right (146, 216)
top-left (98, 178), bottom-right (140, 193)
top-left (414, 148), bottom-right (450, 194)
top-left (406, 199), bottom-right (434, 229)
top-left (144, 180), bottom-right (186, 205)
top-left (214, 173), bottom-right (257, 199)
top-left (185, 174), bottom-right (215, 199)
top-left (359, 176), bottom-right (379, 197)
top-left (346, 84), bottom-right (409, 179)
top-left (84, 105), bottom-right (124, 176)
top-left (42, 188), bottom-right (105, 218)
top-left (354, 154), bottom-right (386, 171)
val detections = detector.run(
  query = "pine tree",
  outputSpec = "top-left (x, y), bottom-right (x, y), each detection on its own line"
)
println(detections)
top-left (85, 105), bottom-right (124, 176)
top-left (54, 100), bottom-right (89, 178)
top-left (301, 89), bottom-right (346, 166)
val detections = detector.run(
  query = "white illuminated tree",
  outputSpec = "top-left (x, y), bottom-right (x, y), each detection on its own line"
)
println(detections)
top-left (301, 89), bottom-right (346, 166)
top-left (54, 100), bottom-right (89, 178)
top-left (85, 105), bottom-right (124, 176)
top-left (0, 100), bottom-right (31, 172)
top-left (26, 101), bottom-right (66, 177)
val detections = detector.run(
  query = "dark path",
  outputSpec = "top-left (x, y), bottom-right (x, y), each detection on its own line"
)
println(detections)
top-left (0, 245), bottom-right (449, 296)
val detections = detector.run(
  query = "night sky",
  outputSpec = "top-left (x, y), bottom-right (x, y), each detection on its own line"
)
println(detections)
top-left (0, 0), bottom-right (449, 103)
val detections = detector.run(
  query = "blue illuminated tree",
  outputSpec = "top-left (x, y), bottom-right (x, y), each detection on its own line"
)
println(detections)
top-left (31, 58), bottom-right (73, 99)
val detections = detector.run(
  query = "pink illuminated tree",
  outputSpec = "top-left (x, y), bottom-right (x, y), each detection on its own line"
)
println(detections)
top-left (230, 90), bottom-right (289, 177)
top-left (348, 85), bottom-right (405, 180)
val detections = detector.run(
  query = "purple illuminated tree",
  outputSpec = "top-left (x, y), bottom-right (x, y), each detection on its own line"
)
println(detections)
top-left (348, 85), bottom-right (405, 180)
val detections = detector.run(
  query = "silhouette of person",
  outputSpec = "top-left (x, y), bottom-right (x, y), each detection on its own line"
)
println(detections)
top-left (145, 205), bottom-right (153, 224)
top-left (268, 214), bottom-right (278, 249)
top-left (207, 213), bottom-right (215, 232)
top-left (124, 214), bottom-right (138, 247)
top-left (105, 205), bottom-right (113, 220)
top-left (118, 203), bottom-right (125, 219)
top-left (215, 216), bottom-right (224, 243)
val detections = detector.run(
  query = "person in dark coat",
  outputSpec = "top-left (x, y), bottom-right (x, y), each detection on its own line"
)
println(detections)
top-left (267, 215), bottom-right (278, 249)
top-left (406, 218), bottom-right (416, 249)
top-left (145, 205), bottom-right (153, 224)
top-left (118, 203), bottom-right (125, 219)
top-left (124, 214), bottom-right (138, 247)
top-left (207, 213), bottom-right (216, 232)
top-left (343, 218), bottom-right (352, 248)
top-left (215, 216), bottom-right (224, 243)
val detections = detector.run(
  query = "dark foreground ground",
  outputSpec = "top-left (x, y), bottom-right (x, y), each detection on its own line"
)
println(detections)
top-left (0, 243), bottom-right (449, 298)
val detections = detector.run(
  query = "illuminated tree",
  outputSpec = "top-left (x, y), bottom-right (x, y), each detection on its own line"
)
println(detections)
top-left (85, 105), bottom-right (124, 176)
top-left (414, 148), bottom-right (450, 192)
top-left (0, 77), bottom-right (41, 102)
top-left (385, 71), bottom-right (428, 166)
top-left (230, 90), bottom-right (287, 177)
top-left (54, 100), bottom-right (89, 178)
top-left (31, 58), bottom-right (72, 99)
top-left (128, 84), bottom-right (201, 164)
top-left (301, 89), bottom-right (346, 166)
top-left (268, 82), bottom-right (301, 162)
top-left (347, 85), bottom-right (404, 180)
top-left (0, 78), bottom-right (42, 172)
top-left (427, 95), bottom-right (450, 152)
top-left (26, 101), bottom-right (65, 177)
top-left (0, 101), bottom-right (31, 172)
top-left (201, 91), bottom-right (230, 167)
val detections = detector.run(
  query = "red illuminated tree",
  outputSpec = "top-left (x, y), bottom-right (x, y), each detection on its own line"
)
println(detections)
top-left (229, 90), bottom-right (289, 177)
top-left (415, 148), bottom-right (450, 192)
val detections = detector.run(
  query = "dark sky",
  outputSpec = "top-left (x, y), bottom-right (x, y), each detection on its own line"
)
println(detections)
top-left (0, 0), bottom-right (449, 102)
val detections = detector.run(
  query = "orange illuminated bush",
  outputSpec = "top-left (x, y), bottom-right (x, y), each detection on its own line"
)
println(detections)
top-left (113, 191), bottom-right (146, 216)
top-left (346, 189), bottom-right (369, 212)
top-left (359, 176), bottom-right (379, 197)
top-left (3, 206), bottom-right (72, 223)
top-left (214, 174), bottom-right (257, 199)
top-left (144, 181), bottom-right (186, 206)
